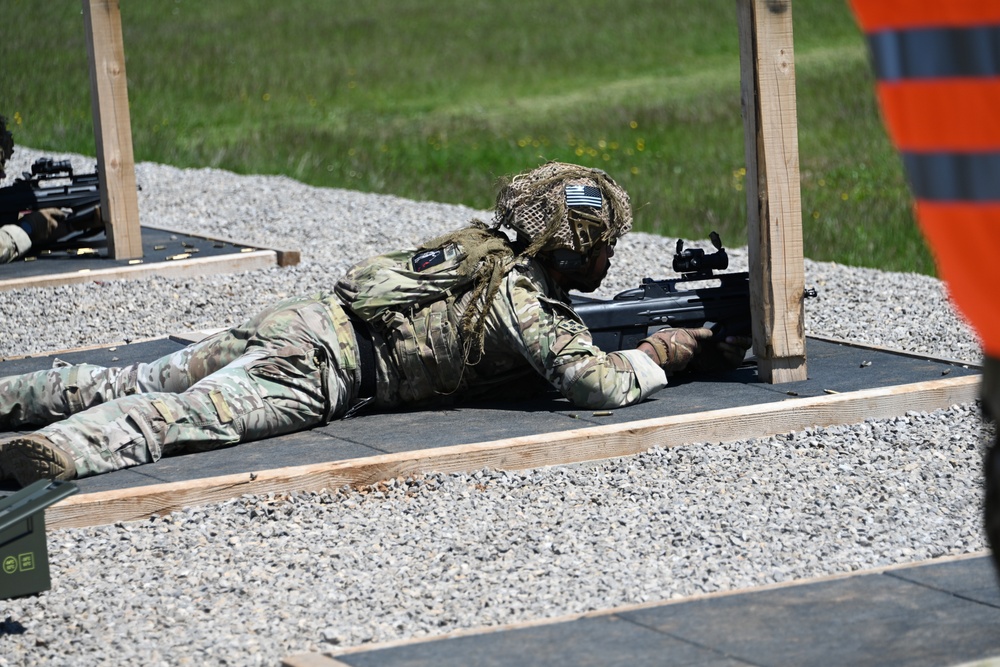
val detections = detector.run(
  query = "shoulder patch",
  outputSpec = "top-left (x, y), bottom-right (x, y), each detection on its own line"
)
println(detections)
top-left (411, 243), bottom-right (461, 273)
top-left (558, 318), bottom-right (588, 336)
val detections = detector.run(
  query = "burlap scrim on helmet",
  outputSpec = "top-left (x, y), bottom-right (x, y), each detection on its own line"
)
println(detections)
top-left (416, 162), bottom-right (633, 365)
top-left (493, 161), bottom-right (632, 258)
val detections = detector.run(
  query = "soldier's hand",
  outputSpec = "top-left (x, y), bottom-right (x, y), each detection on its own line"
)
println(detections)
top-left (69, 205), bottom-right (102, 233)
top-left (689, 335), bottom-right (753, 372)
top-left (639, 327), bottom-right (713, 372)
top-left (718, 335), bottom-right (753, 367)
top-left (20, 208), bottom-right (67, 242)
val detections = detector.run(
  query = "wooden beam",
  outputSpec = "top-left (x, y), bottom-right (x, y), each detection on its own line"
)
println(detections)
top-left (0, 219), bottom-right (299, 291)
top-left (0, 249), bottom-right (278, 292)
top-left (44, 374), bottom-right (980, 530)
top-left (82, 0), bottom-right (142, 260)
top-left (145, 223), bottom-right (301, 267)
top-left (737, 0), bottom-right (808, 383)
top-left (282, 655), bottom-right (351, 667)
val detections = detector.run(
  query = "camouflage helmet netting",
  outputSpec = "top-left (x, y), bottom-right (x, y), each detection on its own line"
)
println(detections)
top-left (493, 161), bottom-right (632, 258)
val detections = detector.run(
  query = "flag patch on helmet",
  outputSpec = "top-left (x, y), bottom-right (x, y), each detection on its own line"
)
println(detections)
top-left (565, 185), bottom-right (602, 209)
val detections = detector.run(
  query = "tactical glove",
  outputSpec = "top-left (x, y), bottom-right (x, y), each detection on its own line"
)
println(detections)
top-left (19, 208), bottom-right (67, 243)
top-left (688, 335), bottom-right (753, 372)
top-left (70, 205), bottom-right (102, 234)
top-left (639, 327), bottom-right (713, 372)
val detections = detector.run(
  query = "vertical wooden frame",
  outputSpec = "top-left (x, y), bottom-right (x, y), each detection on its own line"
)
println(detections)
top-left (82, 0), bottom-right (143, 260)
top-left (736, 0), bottom-right (808, 383)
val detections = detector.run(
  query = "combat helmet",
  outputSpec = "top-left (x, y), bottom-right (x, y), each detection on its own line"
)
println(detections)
top-left (493, 161), bottom-right (632, 268)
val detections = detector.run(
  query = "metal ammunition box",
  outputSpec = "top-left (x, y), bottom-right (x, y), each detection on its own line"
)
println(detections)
top-left (0, 480), bottom-right (78, 599)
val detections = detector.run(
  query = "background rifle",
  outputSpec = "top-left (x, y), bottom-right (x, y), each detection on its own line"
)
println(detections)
top-left (573, 232), bottom-right (753, 353)
top-left (0, 158), bottom-right (102, 234)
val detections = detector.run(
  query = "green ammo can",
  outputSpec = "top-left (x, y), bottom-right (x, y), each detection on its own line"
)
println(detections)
top-left (0, 479), bottom-right (78, 599)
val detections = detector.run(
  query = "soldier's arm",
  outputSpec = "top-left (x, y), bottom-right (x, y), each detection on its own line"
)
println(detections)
top-left (0, 223), bottom-right (32, 263)
top-left (503, 263), bottom-right (668, 410)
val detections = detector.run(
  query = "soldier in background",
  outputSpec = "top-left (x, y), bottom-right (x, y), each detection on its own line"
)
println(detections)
top-left (849, 1), bottom-right (1000, 572)
top-left (0, 116), bottom-right (76, 263)
top-left (0, 207), bottom-right (69, 263)
top-left (0, 161), bottom-right (751, 487)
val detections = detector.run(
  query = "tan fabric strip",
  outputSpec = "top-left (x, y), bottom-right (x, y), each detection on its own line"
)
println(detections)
top-left (151, 399), bottom-right (176, 423)
top-left (209, 390), bottom-right (235, 424)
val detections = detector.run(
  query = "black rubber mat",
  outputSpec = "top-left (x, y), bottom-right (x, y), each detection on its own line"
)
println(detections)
top-left (0, 336), bottom-right (979, 495)
top-left (324, 556), bottom-right (1000, 667)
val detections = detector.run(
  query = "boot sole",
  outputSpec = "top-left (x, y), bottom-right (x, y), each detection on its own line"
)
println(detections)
top-left (3, 436), bottom-right (76, 487)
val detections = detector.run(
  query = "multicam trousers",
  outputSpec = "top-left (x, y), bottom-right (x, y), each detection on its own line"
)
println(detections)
top-left (0, 295), bottom-right (360, 479)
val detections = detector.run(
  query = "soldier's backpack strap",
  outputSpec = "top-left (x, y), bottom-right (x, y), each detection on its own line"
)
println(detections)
top-left (344, 307), bottom-right (377, 400)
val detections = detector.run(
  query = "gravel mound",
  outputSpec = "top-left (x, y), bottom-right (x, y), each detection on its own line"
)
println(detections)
top-left (0, 148), bottom-right (990, 666)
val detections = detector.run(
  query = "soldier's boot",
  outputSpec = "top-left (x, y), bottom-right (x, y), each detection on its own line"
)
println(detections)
top-left (0, 434), bottom-right (77, 488)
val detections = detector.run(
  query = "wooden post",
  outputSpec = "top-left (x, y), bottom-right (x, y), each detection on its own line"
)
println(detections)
top-left (737, 0), bottom-right (808, 383)
top-left (82, 0), bottom-right (142, 260)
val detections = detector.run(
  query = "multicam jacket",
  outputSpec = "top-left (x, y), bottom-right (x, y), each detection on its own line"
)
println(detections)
top-left (0, 223), bottom-right (31, 263)
top-left (339, 250), bottom-right (667, 410)
top-left (0, 242), bottom-right (667, 482)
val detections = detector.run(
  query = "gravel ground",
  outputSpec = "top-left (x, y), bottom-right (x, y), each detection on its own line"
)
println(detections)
top-left (0, 148), bottom-right (991, 666)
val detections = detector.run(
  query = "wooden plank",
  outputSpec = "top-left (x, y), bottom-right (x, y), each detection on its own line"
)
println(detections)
top-left (44, 374), bottom-right (980, 531)
top-left (737, 0), bottom-right (808, 383)
top-left (0, 249), bottom-right (278, 291)
top-left (145, 223), bottom-right (301, 267)
top-left (82, 0), bottom-right (142, 260)
top-left (0, 222), bottom-right (293, 292)
top-left (281, 654), bottom-right (351, 667)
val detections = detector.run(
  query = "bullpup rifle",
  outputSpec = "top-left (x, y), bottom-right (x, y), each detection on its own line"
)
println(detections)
top-left (0, 157), bottom-right (102, 234)
top-left (573, 232), bottom-right (754, 353)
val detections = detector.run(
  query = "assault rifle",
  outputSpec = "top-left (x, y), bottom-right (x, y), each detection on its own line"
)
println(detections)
top-left (573, 232), bottom-right (752, 353)
top-left (0, 157), bottom-right (102, 234)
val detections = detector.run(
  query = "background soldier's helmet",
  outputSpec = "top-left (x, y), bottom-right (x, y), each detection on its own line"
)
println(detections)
top-left (493, 161), bottom-right (632, 262)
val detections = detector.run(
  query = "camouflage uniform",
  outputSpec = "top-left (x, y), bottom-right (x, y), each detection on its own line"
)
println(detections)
top-left (369, 254), bottom-right (665, 409)
top-left (0, 254), bottom-right (664, 480)
top-left (0, 162), bottom-right (673, 483)
top-left (0, 223), bottom-right (32, 263)
top-left (0, 294), bottom-right (361, 478)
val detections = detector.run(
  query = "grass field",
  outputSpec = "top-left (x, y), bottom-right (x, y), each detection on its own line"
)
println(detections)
top-left (2, 0), bottom-right (933, 274)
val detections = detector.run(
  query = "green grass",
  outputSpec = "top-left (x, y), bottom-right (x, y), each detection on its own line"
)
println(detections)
top-left (1, 0), bottom-right (934, 274)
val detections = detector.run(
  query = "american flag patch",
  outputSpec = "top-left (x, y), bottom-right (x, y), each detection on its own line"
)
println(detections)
top-left (565, 184), bottom-right (602, 209)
